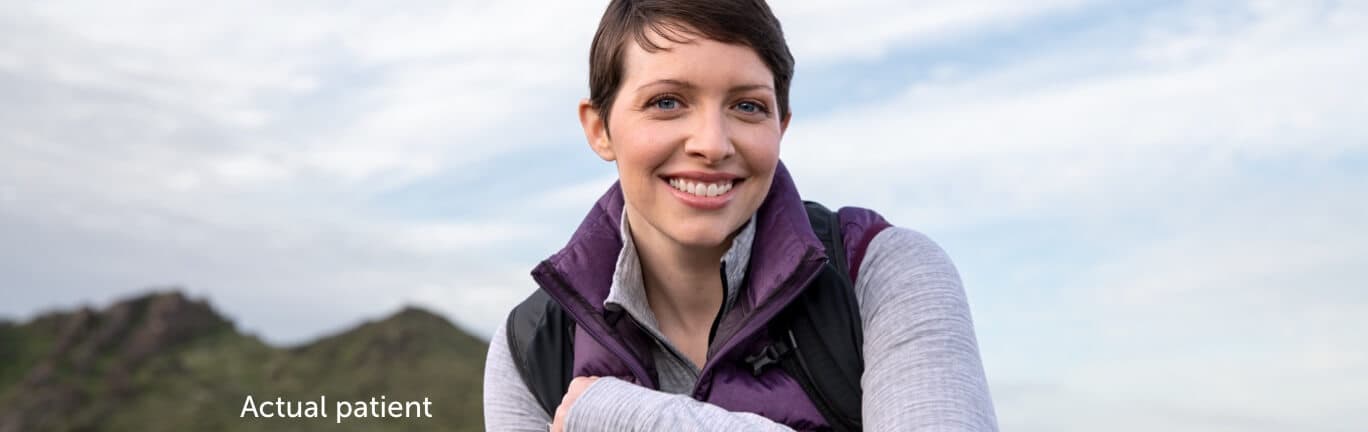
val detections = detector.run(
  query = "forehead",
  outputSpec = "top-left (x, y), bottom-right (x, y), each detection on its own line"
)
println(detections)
top-left (618, 28), bottom-right (774, 89)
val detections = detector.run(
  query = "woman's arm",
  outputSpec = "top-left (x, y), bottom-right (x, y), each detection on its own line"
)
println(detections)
top-left (563, 378), bottom-right (795, 431)
top-left (855, 226), bottom-right (1000, 430)
top-left (484, 324), bottom-right (555, 431)
top-left (485, 325), bottom-right (793, 431)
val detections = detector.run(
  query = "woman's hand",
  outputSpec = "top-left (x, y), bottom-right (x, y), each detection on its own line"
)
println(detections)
top-left (550, 376), bottom-right (600, 432)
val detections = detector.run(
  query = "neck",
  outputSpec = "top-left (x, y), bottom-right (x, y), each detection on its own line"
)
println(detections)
top-left (625, 211), bottom-right (737, 333)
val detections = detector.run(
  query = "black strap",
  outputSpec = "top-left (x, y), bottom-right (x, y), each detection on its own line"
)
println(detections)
top-left (783, 201), bottom-right (864, 431)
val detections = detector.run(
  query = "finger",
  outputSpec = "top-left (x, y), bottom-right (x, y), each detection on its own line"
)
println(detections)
top-left (552, 405), bottom-right (567, 431)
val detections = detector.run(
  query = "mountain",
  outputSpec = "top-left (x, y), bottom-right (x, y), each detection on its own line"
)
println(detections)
top-left (0, 291), bottom-right (487, 431)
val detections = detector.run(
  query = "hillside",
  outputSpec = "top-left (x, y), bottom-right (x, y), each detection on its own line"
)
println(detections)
top-left (0, 291), bottom-right (487, 431)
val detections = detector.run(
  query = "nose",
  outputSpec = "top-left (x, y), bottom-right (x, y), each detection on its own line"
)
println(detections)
top-left (684, 108), bottom-right (735, 164)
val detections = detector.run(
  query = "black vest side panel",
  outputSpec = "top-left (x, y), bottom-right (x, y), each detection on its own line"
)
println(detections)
top-left (504, 289), bottom-right (574, 417)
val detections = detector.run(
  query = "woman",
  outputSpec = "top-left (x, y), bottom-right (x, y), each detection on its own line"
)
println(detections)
top-left (484, 1), bottom-right (998, 430)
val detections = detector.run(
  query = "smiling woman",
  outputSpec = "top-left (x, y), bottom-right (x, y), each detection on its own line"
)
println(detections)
top-left (483, 1), bottom-right (998, 431)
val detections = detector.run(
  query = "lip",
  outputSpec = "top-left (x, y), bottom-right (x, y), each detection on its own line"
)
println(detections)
top-left (660, 171), bottom-right (743, 182)
top-left (660, 174), bottom-right (744, 211)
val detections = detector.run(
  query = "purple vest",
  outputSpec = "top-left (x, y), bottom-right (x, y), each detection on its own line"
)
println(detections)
top-left (531, 161), bottom-right (889, 430)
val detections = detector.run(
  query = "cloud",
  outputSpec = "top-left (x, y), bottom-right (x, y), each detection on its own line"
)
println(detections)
top-left (994, 379), bottom-right (1332, 432)
top-left (530, 173), bottom-right (618, 212)
top-left (1052, 186), bottom-right (1368, 430)
top-left (783, 0), bottom-right (1367, 228)
top-left (0, 0), bottom-right (605, 342)
top-left (774, 0), bottom-right (1093, 63)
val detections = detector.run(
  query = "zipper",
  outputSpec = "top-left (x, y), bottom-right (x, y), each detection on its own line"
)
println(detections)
top-left (692, 249), bottom-right (826, 399)
top-left (625, 260), bottom-right (733, 380)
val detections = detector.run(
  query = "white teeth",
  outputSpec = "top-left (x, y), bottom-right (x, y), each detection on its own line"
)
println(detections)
top-left (666, 177), bottom-right (734, 198)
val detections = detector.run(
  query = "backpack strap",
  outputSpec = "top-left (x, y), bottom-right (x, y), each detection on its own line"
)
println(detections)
top-left (778, 200), bottom-right (866, 431)
top-left (505, 289), bottom-right (575, 417)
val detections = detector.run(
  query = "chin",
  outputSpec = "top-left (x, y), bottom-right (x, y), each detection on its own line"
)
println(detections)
top-left (667, 217), bottom-right (744, 249)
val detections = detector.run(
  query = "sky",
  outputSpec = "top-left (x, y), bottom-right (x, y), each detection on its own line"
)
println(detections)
top-left (1, 0), bottom-right (1365, 430)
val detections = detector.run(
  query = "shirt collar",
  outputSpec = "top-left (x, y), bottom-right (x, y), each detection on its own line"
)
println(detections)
top-left (604, 206), bottom-right (756, 330)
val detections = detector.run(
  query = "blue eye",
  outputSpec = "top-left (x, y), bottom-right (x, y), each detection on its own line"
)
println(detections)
top-left (654, 97), bottom-right (679, 110)
top-left (736, 101), bottom-right (764, 114)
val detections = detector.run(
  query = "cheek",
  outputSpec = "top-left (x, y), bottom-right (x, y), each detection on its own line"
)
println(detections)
top-left (615, 123), bottom-right (686, 170)
top-left (736, 126), bottom-right (782, 169)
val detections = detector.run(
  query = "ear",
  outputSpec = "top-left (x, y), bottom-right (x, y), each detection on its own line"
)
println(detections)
top-left (780, 110), bottom-right (792, 136)
top-left (579, 99), bottom-right (615, 162)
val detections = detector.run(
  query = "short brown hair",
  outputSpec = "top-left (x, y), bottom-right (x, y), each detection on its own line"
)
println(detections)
top-left (588, 0), bottom-right (795, 129)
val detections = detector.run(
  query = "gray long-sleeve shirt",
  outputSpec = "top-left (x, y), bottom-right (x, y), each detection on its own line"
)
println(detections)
top-left (483, 211), bottom-right (998, 431)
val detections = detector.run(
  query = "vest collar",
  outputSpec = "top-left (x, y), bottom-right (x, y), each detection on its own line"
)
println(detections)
top-left (534, 160), bottom-right (824, 313)
top-left (530, 160), bottom-right (828, 385)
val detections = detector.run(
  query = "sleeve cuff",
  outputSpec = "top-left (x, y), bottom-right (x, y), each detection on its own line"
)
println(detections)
top-left (565, 376), bottom-right (669, 431)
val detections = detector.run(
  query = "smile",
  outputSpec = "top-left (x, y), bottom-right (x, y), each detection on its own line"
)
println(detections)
top-left (666, 177), bottom-right (734, 197)
top-left (659, 175), bottom-right (745, 211)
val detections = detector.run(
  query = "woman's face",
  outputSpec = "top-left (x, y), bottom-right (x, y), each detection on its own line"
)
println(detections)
top-left (581, 29), bottom-right (787, 252)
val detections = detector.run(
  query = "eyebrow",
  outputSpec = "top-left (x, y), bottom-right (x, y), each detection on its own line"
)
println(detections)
top-left (635, 79), bottom-right (773, 94)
